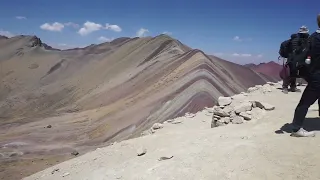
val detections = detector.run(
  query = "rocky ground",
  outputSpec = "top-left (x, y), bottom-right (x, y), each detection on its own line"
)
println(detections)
top-left (23, 81), bottom-right (320, 180)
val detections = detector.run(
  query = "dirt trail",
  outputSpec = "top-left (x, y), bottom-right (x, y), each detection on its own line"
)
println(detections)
top-left (24, 82), bottom-right (320, 180)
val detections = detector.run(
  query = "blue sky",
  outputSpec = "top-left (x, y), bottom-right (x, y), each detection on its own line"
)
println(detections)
top-left (0, 0), bottom-right (319, 64)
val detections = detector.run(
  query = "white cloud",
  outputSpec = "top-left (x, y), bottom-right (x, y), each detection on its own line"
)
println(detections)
top-left (136, 28), bottom-right (149, 37)
top-left (232, 53), bottom-right (252, 57)
top-left (163, 31), bottom-right (172, 35)
top-left (233, 36), bottom-right (242, 41)
top-left (78, 21), bottom-right (103, 36)
top-left (40, 22), bottom-right (64, 32)
top-left (16, 16), bottom-right (26, 20)
top-left (233, 36), bottom-right (252, 42)
top-left (64, 22), bottom-right (79, 29)
top-left (0, 30), bottom-right (14, 37)
top-left (97, 36), bottom-right (113, 42)
top-left (257, 54), bottom-right (263, 58)
top-left (105, 24), bottom-right (122, 32)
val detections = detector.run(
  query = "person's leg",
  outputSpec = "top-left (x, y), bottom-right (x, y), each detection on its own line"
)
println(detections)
top-left (318, 99), bottom-right (320, 117)
top-left (282, 77), bottom-right (290, 94)
top-left (291, 84), bottom-right (318, 137)
top-left (290, 78), bottom-right (301, 92)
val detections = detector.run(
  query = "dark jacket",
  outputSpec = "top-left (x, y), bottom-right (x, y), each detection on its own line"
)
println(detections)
top-left (290, 33), bottom-right (309, 51)
top-left (308, 30), bottom-right (320, 73)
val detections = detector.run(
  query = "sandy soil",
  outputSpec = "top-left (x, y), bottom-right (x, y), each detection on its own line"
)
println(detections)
top-left (23, 82), bottom-right (320, 180)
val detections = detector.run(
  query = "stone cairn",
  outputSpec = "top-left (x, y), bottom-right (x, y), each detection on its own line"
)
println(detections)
top-left (210, 82), bottom-right (276, 128)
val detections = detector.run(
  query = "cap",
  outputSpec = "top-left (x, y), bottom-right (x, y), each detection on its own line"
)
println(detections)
top-left (298, 25), bottom-right (309, 34)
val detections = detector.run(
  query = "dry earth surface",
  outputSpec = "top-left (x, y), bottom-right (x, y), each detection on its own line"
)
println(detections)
top-left (0, 34), bottom-right (280, 179)
top-left (23, 82), bottom-right (320, 180)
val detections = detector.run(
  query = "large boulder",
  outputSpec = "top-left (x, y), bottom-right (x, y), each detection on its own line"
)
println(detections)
top-left (234, 102), bottom-right (252, 114)
top-left (212, 106), bottom-right (230, 117)
top-left (218, 96), bottom-right (232, 106)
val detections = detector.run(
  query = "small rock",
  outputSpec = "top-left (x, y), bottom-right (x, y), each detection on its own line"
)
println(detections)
top-left (46, 125), bottom-right (52, 128)
top-left (213, 114), bottom-right (221, 119)
top-left (150, 128), bottom-right (156, 133)
top-left (239, 112), bottom-right (252, 120)
top-left (51, 168), bottom-right (59, 174)
top-left (137, 147), bottom-right (147, 156)
top-left (219, 105), bottom-right (225, 109)
top-left (171, 119), bottom-right (183, 124)
top-left (211, 118), bottom-right (218, 128)
top-left (218, 96), bottom-right (232, 106)
top-left (241, 136), bottom-right (249, 140)
top-left (247, 87), bottom-right (257, 93)
top-left (251, 101), bottom-right (257, 108)
top-left (262, 84), bottom-right (272, 93)
top-left (267, 82), bottom-right (275, 86)
top-left (205, 107), bottom-right (214, 113)
top-left (216, 119), bottom-right (226, 126)
top-left (158, 155), bottom-right (174, 161)
top-left (71, 151), bottom-right (79, 156)
top-left (240, 92), bottom-right (249, 96)
top-left (234, 102), bottom-right (252, 114)
top-left (62, 172), bottom-right (70, 177)
top-left (255, 101), bottom-right (275, 111)
top-left (255, 85), bottom-right (263, 89)
top-left (231, 116), bottom-right (244, 124)
top-left (246, 111), bottom-right (252, 115)
top-left (185, 113), bottom-right (195, 118)
top-left (230, 111), bottom-right (237, 119)
top-left (221, 117), bottom-right (231, 124)
top-left (166, 119), bottom-right (174, 123)
top-left (152, 123), bottom-right (164, 130)
top-left (212, 106), bottom-right (230, 117)
top-left (223, 105), bottom-right (234, 114)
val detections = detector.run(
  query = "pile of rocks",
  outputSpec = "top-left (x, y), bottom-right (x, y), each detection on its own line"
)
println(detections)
top-left (210, 95), bottom-right (275, 128)
top-left (247, 82), bottom-right (276, 94)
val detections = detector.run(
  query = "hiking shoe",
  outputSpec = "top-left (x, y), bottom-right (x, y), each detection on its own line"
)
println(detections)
top-left (290, 128), bottom-right (316, 137)
top-left (282, 88), bottom-right (289, 94)
top-left (290, 87), bottom-right (301, 92)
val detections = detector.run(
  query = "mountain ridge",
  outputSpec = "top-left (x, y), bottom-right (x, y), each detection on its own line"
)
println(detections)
top-left (0, 33), bottom-right (280, 180)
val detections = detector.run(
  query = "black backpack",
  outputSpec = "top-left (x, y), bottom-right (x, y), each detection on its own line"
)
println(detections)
top-left (287, 36), bottom-right (311, 78)
top-left (279, 40), bottom-right (292, 58)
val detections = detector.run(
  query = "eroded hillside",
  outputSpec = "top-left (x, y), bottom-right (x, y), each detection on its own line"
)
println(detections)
top-left (0, 34), bottom-right (277, 180)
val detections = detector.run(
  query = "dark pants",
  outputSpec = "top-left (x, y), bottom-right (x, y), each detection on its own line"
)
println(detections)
top-left (283, 77), bottom-right (296, 89)
top-left (292, 72), bottom-right (320, 130)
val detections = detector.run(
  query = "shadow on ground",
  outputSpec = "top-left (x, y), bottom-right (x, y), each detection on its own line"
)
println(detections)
top-left (275, 117), bottom-right (320, 134)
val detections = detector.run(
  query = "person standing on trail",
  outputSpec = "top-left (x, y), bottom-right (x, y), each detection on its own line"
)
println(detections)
top-left (282, 26), bottom-right (310, 94)
top-left (290, 14), bottom-right (320, 137)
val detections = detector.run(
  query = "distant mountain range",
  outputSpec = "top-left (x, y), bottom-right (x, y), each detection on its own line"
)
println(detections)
top-left (244, 61), bottom-right (282, 81)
